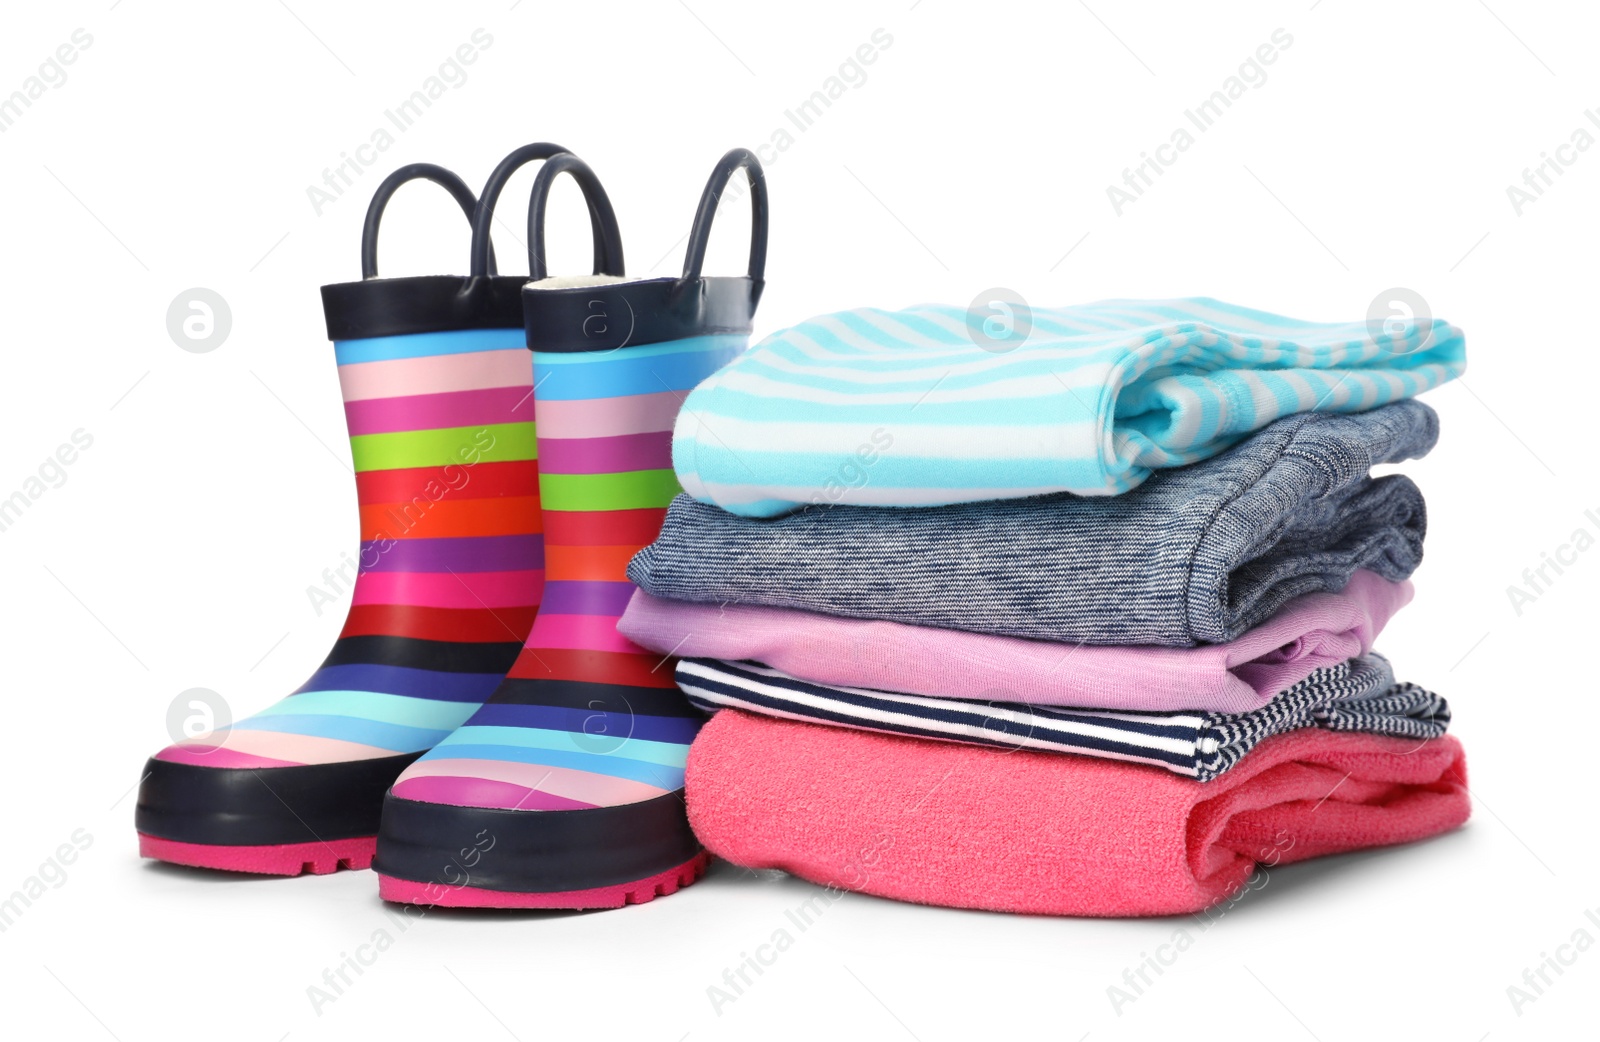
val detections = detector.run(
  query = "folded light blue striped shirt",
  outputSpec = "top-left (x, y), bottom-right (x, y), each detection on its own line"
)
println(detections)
top-left (671, 297), bottom-right (1465, 517)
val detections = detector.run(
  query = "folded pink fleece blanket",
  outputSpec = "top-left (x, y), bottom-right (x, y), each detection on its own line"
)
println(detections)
top-left (686, 711), bottom-right (1470, 917)
top-left (621, 571), bottom-right (1411, 714)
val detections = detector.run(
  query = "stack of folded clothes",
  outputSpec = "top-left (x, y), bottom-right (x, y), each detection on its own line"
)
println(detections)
top-left (619, 298), bottom-right (1472, 917)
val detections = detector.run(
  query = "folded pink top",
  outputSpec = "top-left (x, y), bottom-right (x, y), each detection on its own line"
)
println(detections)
top-left (686, 710), bottom-right (1469, 917)
top-left (619, 570), bottom-right (1411, 714)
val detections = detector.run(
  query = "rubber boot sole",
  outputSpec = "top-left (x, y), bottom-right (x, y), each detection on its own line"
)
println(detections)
top-left (372, 789), bottom-right (703, 910)
top-left (135, 753), bottom-right (419, 874)
top-left (378, 851), bottom-right (709, 909)
top-left (138, 834), bottom-right (376, 876)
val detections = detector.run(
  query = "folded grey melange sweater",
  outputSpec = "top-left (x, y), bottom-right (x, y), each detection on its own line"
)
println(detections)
top-left (627, 401), bottom-right (1437, 647)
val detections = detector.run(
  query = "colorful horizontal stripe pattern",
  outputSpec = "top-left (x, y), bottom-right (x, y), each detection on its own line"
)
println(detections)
top-left (393, 334), bottom-right (744, 810)
top-left (157, 327), bottom-right (541, 769)
top-left (672, 298), bottom-right (1467, 517)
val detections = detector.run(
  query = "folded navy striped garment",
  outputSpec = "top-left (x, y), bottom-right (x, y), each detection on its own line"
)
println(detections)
top-left (672, 298), bottom-right (1464, 517)
top-left (675, 654), bottom-right (1449, 782)
top-left (630, 401), bottom-right (1437, 646)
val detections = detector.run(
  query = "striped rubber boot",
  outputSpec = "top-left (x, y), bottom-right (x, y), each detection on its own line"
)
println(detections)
top-left (135, 148), bottom-right (623, 875)
top-left (374, 150), bottom-right (766, 908)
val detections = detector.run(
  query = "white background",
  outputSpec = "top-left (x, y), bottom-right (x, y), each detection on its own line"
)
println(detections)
top-left (1, 1), bottom-right (1595, 1038)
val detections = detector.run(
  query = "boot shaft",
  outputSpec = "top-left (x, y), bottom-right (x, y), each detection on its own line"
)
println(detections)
top-left (333, 327), bottom-right (542, 651)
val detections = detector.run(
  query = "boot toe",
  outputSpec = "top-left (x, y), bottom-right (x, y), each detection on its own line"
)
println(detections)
top-left (135, 749), bottom-right (422, 875)
top-left (373, 756), bottom-right (702, 908)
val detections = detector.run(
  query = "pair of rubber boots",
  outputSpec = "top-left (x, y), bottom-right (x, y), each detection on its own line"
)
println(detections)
top-left (135, 143), bottom-right (768, 909)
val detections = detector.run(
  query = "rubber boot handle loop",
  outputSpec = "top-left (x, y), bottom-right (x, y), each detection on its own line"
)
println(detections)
top-left (526, 153), bottom-right (627, 282)
top-left (361, 163), bottom-right (492, 279)
top-left (470, 143), bottom-right (624, 278)
top-left (680, 148), bottom-right (768, 283)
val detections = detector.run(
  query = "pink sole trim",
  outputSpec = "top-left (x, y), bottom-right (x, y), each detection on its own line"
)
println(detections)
top-left (138, 833), bottom-right (376, 877)
top-left (377, 851), bottom-right (710, 909)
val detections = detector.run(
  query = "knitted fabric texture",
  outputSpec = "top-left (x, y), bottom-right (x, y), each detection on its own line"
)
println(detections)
top-left (618, 571), bottom-right (1410, 714)
top-left (631, 401), bottom-right (1437, 646)
top-left (673, 297), bottom-right (1464, 517)
top-left (685, 712), bottom-right (1470, 916)
top-left (674, 654), bottom-right (1449, 781)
